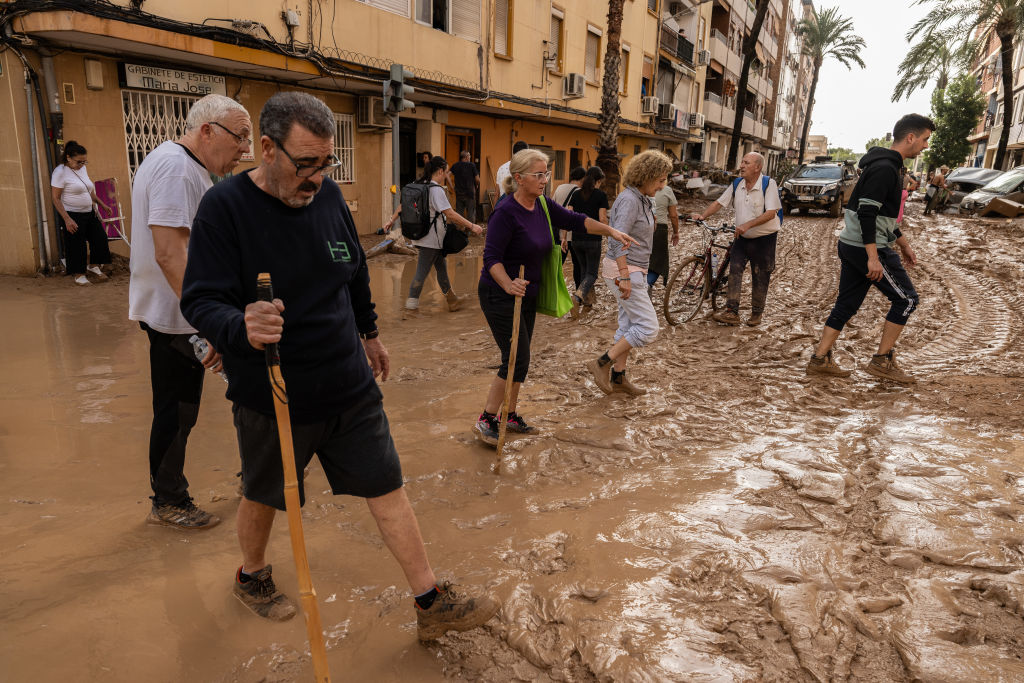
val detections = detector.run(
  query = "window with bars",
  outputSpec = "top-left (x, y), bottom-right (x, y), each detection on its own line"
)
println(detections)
top-left (585, 29), bottom-right (601, 82)
top-left (121, 90), bottom-right (200, 183)
top-left (494, 0), bottom-right (511, 57)
top-left (331, 113), bottom-right (355, 184)
top-left (549, 11), bottom-right (564, 72)
top-left (357, 0), bottom-right (410, 18)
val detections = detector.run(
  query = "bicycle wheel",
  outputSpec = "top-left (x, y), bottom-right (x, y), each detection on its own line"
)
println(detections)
top-left (710, 255), bottom-right (730, 311)
top-left (664, 256), bottom-right (708, 325)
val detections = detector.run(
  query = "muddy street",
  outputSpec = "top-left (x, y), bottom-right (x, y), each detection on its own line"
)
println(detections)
top-left (2, 202), bottom-right (1023, 682)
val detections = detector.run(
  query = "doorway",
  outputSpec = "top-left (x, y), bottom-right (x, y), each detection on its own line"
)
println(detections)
top-left (444, 127), bottom-right (481, 167)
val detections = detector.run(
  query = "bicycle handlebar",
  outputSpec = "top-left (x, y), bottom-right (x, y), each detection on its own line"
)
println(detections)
top-left (686, 218), bottom-right (735, 233)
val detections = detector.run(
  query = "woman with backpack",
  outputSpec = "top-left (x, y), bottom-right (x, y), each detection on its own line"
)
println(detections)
top-left (386, 156), bottom-right (482, 317)
top-left (566, 166), bottom-right (609, 313)
top-left (474, 149), bottom-right (635, 445)
top-left (587, 150), bottom-right (674, 397)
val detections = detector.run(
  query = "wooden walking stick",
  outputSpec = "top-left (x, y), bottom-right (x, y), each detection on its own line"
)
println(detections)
top-left (256, 273), bottom-right (331, 683)
top-left (495, 265), bottom-right (526, 468)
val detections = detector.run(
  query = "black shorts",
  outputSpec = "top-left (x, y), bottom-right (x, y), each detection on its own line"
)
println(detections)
top-left (232, 387), bottom-right (403, 511)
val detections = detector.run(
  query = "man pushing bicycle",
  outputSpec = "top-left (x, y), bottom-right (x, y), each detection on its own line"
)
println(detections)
top-left (690, 152), bottom-right (782, 326)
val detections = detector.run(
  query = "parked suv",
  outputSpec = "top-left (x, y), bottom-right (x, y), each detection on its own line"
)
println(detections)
top-left (780, 159), bottom-right (857, 218)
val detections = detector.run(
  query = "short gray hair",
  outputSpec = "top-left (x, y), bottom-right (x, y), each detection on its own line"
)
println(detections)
top-left (185, 94), bottom-right (248, 131)
top-left (745, 152), bottom-right (765, 170)
top-left (259, 91), bottom-right (335, 143)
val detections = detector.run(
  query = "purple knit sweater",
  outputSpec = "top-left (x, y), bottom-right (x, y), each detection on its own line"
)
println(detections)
top-left (480, 195), bottom-right (588, 297)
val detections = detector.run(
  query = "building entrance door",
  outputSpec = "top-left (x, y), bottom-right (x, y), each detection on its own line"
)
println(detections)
top-left (444, 127), bottom-right (481, 167)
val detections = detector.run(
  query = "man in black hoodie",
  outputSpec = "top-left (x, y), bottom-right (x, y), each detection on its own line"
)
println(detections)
top-left (806, 113), bottom-right (934, 383)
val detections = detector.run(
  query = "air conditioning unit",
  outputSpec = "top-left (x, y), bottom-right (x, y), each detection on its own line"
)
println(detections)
top-left (698, 50), bottom-right (710, 65)
top-left (641, 96), bottom-right (660, 115)
top-left (689, 113), bottom-right (705, 128)
top-left (563, 73), bottom-right (585, 99)
top-left (658, 103), bottom-right (677, 121)
top-left (357, 96), bottom-right (389, 128)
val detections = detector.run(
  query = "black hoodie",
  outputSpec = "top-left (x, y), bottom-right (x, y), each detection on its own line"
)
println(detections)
top-left (838, 147), bottom-right (904, 247)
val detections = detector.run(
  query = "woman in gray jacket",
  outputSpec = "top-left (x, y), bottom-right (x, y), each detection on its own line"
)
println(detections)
top-left (587, 150), bottom-right (673, 396)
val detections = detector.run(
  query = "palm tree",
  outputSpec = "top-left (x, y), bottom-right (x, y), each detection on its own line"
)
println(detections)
top-left (910, 0), bottom-right (1024, 169)
top-left (596, 0), bottom-right (626, 194)
top-left (726, 0), bottom-right (771, 170)
top-left (891, 37), bottom-right (965, 102)
top-left (796, 6), bottom-right (866, 163)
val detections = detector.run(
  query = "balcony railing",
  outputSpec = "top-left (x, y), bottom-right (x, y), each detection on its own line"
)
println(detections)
top-left (744, 109), bottom-right (756, 120)
top-left (705, 91), bottom-right (722, 104)
top-left (660, 25), bottom-right (695, 66)
top-left (711, 28), bottom-right (727, 45)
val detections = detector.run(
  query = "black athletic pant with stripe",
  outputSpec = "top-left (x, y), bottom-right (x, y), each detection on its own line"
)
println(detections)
top-left (825, 241), bottom-right (919, 331)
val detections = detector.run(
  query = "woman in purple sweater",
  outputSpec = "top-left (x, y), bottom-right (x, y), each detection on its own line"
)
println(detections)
top-left (475, 149), bottom-right (634, 444)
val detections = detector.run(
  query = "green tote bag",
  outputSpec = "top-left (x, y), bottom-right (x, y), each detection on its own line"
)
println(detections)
top-left (535, 196), bottom-right (574, 318)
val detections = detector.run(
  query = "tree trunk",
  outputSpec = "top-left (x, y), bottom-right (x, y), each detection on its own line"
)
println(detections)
top-left (597, 0), bottom-right (626, 195)
top-left (995, 32), bottom-right (1014, 169)
top-left (726, 0), bottom-right (770, 170)
top-left (798, 58), bottom-right (821, 164)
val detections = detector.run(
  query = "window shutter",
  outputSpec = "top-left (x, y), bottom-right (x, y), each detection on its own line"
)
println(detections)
top-left (549, 15), bottom-right (562, 63)
top-left (585, 32), bottom-right (599, 81)
top-left (452, 0), bottom-right (479, 41)
top-left (495, 0), bottom-right (509, 55)
top-left (647, 0), bottom-right (657, 11)
top-left (358, 0), bottom-right (410, 18)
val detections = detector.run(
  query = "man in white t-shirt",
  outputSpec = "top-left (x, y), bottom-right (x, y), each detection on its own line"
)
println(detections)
top-left (495, 140), bottom-right (529, 197)
top-left (128, 94), bottom-right (252, 529)
top-left (691, 152), bottom-right (782, 326)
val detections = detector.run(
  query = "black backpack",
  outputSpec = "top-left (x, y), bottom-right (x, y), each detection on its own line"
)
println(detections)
top-left (399, 181), bottom-right (441, 240)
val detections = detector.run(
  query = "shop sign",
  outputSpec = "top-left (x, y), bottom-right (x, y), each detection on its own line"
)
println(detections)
top-left (119, 63), bottom-right (226, 96)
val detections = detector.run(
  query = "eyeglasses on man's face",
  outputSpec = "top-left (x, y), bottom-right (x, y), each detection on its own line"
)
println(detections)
top-left (208, 121), bottom-right (253, 148)
top-left (520, 171), bottom-right (551, 181)
top-left (271, 137), bottom-right (342, 178)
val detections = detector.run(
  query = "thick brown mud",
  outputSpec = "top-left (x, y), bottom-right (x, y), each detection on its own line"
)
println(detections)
top-left (2, 202), bottom-right (1023, 681)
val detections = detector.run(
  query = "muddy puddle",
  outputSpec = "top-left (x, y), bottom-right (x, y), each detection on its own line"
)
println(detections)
top-left (2, 201), bottom-right (1023, 681)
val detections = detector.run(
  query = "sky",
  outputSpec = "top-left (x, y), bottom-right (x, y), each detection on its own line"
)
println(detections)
top-left (809, 0), bottom-right (936, 151)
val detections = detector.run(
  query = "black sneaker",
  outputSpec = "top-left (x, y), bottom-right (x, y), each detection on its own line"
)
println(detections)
top-left (506, 411), bottom-right (538, 435)
top-left (475, 412), bottom-right (499, 446)
top-left (233, 565), bottom-right (297, 621)
top-left (417, 581), bottom-right (500, 641)
top-left (147, 498), bottom-right (221, 530)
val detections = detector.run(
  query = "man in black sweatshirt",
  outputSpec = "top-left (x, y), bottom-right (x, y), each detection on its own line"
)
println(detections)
top-left (806, 113), bottom-right (934, 383)
top-left (181, 92), bottom-right (498, 641)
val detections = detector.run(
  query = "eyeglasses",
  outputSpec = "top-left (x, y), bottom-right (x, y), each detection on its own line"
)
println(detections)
top-left (271, 138), bottom-right (342, 178)
top-left (208, 121), bottom-right (253, 148)
top-left (520, 171), bottom-right (551, 181)
top-left (70, 159), bottom-right (88, 166)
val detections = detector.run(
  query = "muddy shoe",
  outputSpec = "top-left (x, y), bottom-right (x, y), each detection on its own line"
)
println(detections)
top-left (506, 411), bottom-right (538, 435)
top-left (444, 289), bottom-right (462, 312)
top-left (569, 294), bottom-right (582, 319)
top-left (147, 499), bottom-right (221, 530)
top-left (417, 582), bottom-right (500, 641)
top-left (806, 349), bottom-right (852, 377)
top-left (402, 306), bottom-right (419, 320)
top-left (612, 372), bottom-right (647, 396)
top-left (712, 309), bottom-right (741, 325)
top-left (583, 289), bottom-right (596, 306)
top-left (865, 349), bottom-right (916, 384)
top-left (234, 565), bottom-right (297, 621)
top-left (745, 312), bottom-right (763, 326)
top-left (587, 358), bottom-right (613, 394)
top-left (475, 412), bottom-right (499, 446)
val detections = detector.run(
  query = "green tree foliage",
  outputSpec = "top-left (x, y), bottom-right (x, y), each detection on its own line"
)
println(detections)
top-left (827, 147), bottom-right (859, 162)
top-left (891, 36), bottom-right (965, 102)
top-left (865, 135), bottom-right (892, 152)
top-left (925, 73), bottom-right (986, 168)
top-left (796, 7), bottom-right (866, 163)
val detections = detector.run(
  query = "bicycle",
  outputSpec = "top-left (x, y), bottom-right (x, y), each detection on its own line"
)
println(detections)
top-left (663, 219), bottom-right (736, 325)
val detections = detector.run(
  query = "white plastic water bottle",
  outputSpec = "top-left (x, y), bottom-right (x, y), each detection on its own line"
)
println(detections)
top-left (710, 252), bottom-right (720, 276)
top-left (189, 335), bottom-right (229, 383)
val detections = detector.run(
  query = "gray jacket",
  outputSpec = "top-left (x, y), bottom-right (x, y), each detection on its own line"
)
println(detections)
top-left (606, 186), bottom-right (655, 268)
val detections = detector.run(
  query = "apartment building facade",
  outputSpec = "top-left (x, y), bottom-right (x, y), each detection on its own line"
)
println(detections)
top-left (0, 0), bottom-right (690, 274)
top-left (773, 0), bottom-right (813, 163)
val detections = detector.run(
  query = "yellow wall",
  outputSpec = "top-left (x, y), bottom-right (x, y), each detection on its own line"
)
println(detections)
top-left (0, 51), bottom-right (41, 274)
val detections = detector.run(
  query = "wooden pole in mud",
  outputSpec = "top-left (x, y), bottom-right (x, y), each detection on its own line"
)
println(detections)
top-left (495, 265), bottom-right (526, 468)
top-left (256, 273), bottom-right (331, 683)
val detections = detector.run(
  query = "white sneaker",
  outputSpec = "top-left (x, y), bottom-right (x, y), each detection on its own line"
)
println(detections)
top-left (87, 265), bottom-right (108, 280)
top-left (74, 275), bottom-right (90, 286)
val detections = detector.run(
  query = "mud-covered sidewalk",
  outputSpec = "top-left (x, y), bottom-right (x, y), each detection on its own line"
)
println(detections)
top-left (2, 202), bottom-right (1023, 682)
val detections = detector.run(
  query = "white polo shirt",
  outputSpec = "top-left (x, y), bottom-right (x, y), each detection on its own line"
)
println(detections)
top-left (716, 173), bottom-right (782, 239)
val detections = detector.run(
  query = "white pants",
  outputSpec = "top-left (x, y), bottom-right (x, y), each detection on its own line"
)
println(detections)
top-left (605, 271), bottom-right (659, 349)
